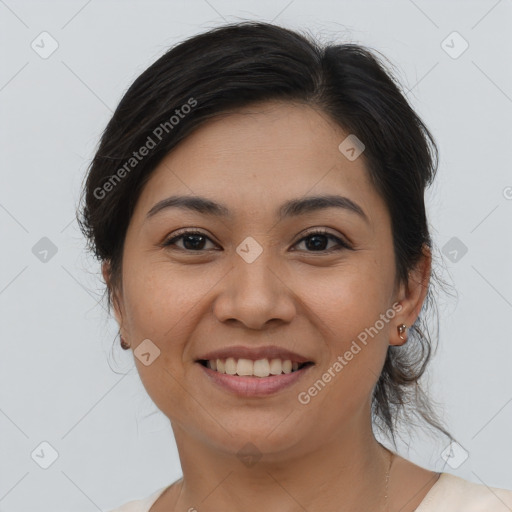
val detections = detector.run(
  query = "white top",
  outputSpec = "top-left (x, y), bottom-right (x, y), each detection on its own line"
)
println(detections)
top-left (108, 473), bottom-right (512, 511)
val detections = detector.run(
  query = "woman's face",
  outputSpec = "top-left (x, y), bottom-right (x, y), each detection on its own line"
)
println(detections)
top-left (107, 101), bottom-right (426, 459)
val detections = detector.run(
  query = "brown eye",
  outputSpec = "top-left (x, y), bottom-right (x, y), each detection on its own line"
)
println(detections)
top-left (161, 228), bottom-right (352, 253)
top-left (163, 230), bottom-right (217, 251)
top-left (293, 229), bottom-right (352, 252)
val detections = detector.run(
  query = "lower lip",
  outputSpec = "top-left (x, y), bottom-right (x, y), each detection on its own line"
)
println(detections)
top-left (197, 362), bottom-right (313, 397)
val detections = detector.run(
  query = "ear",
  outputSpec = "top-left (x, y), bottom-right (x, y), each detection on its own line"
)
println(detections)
top-left (102, 260), bottom-right (124, 329)
top-left (390, 244), bottom-right (431, 347)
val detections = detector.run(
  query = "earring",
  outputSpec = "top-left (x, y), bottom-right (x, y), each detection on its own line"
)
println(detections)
top-left (397, 324), bottom-right (407, 342)
top-left (120, 334), bottom-right (131, 350)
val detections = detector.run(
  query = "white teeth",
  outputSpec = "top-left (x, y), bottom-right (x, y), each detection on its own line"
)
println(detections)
top-left (205, 357), bottom-right (305, 377)
top-left (206, 359), bottom-right (218, 371)
top-left (253, 359), bottom-right (270, 377)
top-left (236, 358), bottom-right (254, 376)
top-left (269, 358), bottom-right (283, 375)
top-left (225, 357), bottom-right (237, 375)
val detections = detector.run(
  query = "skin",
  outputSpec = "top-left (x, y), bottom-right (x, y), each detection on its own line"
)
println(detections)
top-left (104, 101), bottom-right (440, 511)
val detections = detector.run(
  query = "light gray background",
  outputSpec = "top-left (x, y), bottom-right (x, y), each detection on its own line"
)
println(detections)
top-left (1, 1), bottom-right (511, 511)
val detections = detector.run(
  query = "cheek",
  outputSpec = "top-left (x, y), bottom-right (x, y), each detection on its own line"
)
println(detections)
top-left (123, 263), bottom-right (205, 418)
top-left (293, 258), bottom-right (393, 414)
top-left (122, 262), bottom-right (206, 342)
top-left (300, 259), bottom-right (393, 344)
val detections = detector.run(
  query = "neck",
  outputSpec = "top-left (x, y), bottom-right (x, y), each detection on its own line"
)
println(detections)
top-left (167, 418), bottom-right (392, 512)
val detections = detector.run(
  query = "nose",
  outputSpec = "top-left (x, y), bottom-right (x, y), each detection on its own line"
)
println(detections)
top-left (212, 249), bottom-right (297, 330)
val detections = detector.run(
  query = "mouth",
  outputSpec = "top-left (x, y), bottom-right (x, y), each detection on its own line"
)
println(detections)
top-left (196, 357), bottom-right (315, 397)
top-left (194, 345), bottom-right (315, 396)
top-left (196, 358), bottom-right (314, 377)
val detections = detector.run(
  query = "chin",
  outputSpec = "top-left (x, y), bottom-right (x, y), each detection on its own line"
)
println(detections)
top-left (201, 417), bottom-right (311, 460)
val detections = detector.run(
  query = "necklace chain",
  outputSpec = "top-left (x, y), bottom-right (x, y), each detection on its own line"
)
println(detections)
top-left (166, 448), bottom-right (395, 511)
top-left (382, 446), bottom-right (395, 512)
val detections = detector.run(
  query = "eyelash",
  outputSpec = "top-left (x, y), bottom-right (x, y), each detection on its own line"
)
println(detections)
top-left (161, 228), bottom-right (352, 253)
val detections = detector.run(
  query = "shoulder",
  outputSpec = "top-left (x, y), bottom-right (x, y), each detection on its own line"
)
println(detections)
top-left (417, 473), bottom-right (512, 511)
top-left (106, 486), bottom-right (168, 512)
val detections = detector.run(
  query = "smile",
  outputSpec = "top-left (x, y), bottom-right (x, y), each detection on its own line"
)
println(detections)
top-left (198, 357), bottom-right (313, 377)
top-left (196, 358), bottom-right (314, 397)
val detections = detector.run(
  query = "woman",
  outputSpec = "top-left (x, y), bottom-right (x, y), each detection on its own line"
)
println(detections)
top-left (77, 21), bottom-right (512, 511)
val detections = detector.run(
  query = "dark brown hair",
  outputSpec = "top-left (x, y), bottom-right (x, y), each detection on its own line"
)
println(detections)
top-left (77, 21), bottom-right (452, 444)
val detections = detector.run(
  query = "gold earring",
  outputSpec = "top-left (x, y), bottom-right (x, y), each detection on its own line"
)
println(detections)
top-left (120, 334), bottom-right (131, 350)
top-left (397, 324), bottom-right (407, 342)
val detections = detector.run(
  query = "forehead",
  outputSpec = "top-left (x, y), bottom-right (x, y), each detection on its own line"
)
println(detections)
top-left (132, 101), bottom-right (386, 226)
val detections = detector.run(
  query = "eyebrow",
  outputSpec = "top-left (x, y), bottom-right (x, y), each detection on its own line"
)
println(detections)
top-left (145, 194), bottom-right (369, 224)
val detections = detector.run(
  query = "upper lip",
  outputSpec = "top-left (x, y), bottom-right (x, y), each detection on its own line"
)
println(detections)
top-left (196, 345), bottom-right (313, 364)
